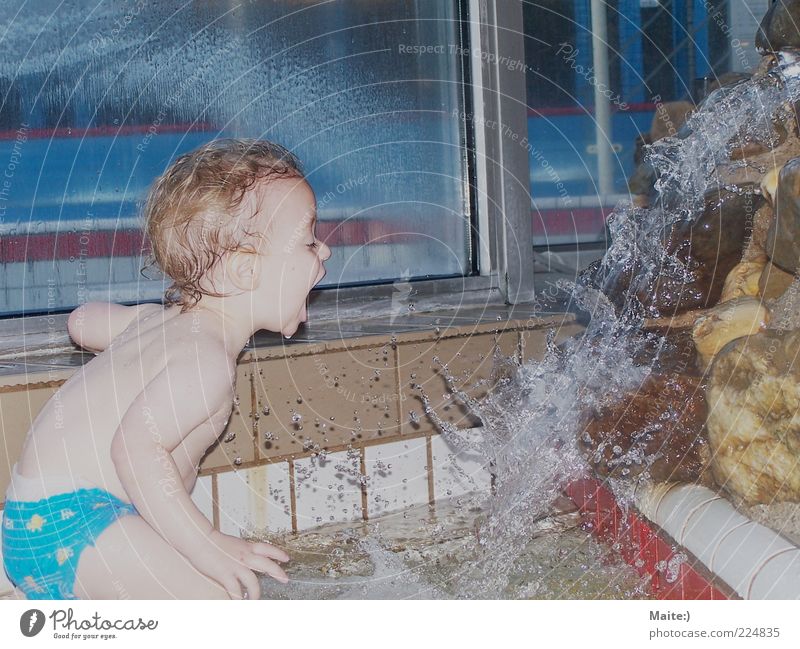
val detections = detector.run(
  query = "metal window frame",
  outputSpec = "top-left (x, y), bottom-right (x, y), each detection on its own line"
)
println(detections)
top-left (469, 0), bottom-right (535, 304)
top-left (0, 0), bottom-right (536, 356)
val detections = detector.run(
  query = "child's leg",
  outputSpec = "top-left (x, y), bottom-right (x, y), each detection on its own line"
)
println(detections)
top-left (73, 515), bottom-right (230, 599)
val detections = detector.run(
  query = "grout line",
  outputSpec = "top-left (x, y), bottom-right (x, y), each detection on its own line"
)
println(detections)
top-left (426, 435), bottom-right (435, 506)
top-left (211, 473), bottom-right (220, 531)
top-left (248, 363), bottom-right (258, 460)
top-left (393, 336), bottom-right (403, 436)
top-left (288, 459), bottom-right (298, 534)
top-left (199, 427), bottom-right (445, 476)
top-left (360, 446), bottom-right (368, 522)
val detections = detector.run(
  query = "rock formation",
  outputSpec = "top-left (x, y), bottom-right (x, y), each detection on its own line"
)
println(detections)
top-left (707, 331), bottom-right (800, 503)
top-left (580, 3), bottom-right (800, 504)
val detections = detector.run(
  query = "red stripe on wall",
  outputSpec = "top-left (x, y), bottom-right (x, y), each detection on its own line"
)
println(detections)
top-left (0, 208), bottom-right (612, 263)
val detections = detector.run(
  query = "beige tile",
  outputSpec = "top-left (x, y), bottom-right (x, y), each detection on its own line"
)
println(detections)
top-left (431, 429), bottom-right (492, 501)
top-left (520, 322), bottom-right (585, 362)
top-left (398, 331), bottom-right (519, 435)
top-left (365, 438), bottom-right (429, 517)
top-left (293, 450), bottom-right (364, 531)
top-left (253, 348), bottom-right (401, 462)
top-left (0, 384), bottom-right (60, 503)
top-left (199, 364), bottom-right (256, 473)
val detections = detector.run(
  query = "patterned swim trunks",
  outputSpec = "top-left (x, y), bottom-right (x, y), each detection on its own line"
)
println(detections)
top-left (2, 488), bottom-right (138, 599)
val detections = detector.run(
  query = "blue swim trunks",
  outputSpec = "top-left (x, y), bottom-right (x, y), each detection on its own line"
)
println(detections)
top-left (2, 488), bottom-right (138, 599)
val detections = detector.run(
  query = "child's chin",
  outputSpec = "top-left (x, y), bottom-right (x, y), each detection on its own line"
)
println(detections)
top-left (281, 322), bottom-right (301, 339)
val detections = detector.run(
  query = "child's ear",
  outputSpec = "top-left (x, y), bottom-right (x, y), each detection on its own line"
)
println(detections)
top-left (226, 250), bottom-right (261, 292)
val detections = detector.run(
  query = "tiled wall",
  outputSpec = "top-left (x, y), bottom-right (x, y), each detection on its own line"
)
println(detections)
top-left (0, 315), bottom-right (583, 595)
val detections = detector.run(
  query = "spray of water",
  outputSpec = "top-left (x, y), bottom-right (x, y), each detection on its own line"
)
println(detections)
top-left (417, 54), bottom-right (800, 597)
top-left (597, 53), bottom-right (800, 318)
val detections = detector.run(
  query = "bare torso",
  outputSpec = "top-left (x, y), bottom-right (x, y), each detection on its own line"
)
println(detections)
top-left (15, 304), bottom-right (235, 502)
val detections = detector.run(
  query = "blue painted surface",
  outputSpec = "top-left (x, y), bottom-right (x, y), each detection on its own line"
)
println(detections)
top-left (0, 131), bottom-right (215, 226)
top-left (527, 109), bottom-right (654, 201)
top-left (0, 106), bottom-right (657, 233)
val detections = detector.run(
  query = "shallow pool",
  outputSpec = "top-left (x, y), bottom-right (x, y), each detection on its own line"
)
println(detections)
top-left (256, 499), bottom-right (650, 599)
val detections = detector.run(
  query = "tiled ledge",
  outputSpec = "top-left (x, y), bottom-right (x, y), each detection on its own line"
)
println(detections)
top-left (0, 309), bottom-right (583, 525)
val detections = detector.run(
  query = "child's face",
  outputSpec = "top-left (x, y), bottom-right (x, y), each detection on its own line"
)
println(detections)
top-left (252, 178), bottom-right (331, 336)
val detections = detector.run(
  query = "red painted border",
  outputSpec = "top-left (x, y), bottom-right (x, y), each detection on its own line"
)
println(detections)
top-left (565, 478), bottom-right (729, 600)
top-left (0, 219), bottom-right (433, 263)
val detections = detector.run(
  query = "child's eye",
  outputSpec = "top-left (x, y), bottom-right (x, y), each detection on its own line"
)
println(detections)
top-left (307, 241), bottom-right (318, 249)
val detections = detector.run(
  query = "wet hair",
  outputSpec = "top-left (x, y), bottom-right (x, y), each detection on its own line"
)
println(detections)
top-left (142, 138), bottom-right (304, 312)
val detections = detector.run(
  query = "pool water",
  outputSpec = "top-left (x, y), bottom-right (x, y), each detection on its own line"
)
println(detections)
top-left (256, 499), bottom-right (650, 599)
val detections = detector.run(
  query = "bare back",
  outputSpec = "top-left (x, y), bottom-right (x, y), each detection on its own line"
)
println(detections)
top-left (15, 304), bottom-right (235, 502)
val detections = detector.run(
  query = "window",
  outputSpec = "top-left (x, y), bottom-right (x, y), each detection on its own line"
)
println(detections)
top-left (522, 0), bottom-right (765, 247)
top-left (0, 0), bottom-right (473, 316)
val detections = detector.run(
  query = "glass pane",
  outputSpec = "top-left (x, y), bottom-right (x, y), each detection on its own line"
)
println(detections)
top-left (0, 0), bottom-right (471, 316)
top-left (523, 0), bottom-right (765, 246)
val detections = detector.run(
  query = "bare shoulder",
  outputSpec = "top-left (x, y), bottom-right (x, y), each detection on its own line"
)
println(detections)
top-left (67, 302), bottom-right (162, 353)
top-left (164, 335), bottom-right (237, 405)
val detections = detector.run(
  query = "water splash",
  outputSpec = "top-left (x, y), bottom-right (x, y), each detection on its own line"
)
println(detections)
top-left (415, 55), bottom-right (800, 597)
top-left (596, 53), bottom-right (800, 317)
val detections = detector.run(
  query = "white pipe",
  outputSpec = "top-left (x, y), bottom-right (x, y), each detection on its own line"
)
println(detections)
top-left (636, 483), bottom-right (800, 599)
top-left (589, 0), bottom-right (614, 196)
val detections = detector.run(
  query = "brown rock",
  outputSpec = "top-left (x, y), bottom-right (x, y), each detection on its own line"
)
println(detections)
top-left (760, 260), bottom-right (796, 299)
top-left (707, 330), bottom-right (800, 504)
top-left (581, 372), bottom-right (710, 483)
top-left (649, 101), bottom-right (693, 142)
top-left (582, 187), bottom-right (763, 319)
top-left (643, 187), bottom-right (762, 316)
top-left (756, 0), bottom-right (800, 54)
top-left (766, 157), bottom-right (800, 273)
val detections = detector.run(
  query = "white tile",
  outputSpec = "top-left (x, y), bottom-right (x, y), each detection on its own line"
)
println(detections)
top-left (189, 475), bottom-right (214, 525)
top-left (216, 469), bottom-right (250, 537)
top-left (431, 429), bottom-right (491, 501)
top-left (215, 464), bottom-right (294, 536)
top-left (257, 463), bottom-right (293, 534)
top-left (365, 438), bottom-right (429, 518)
top-left (293, 450), bottom-right (363, 531)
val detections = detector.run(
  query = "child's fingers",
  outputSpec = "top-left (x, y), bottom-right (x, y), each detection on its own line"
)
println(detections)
top-left (220, 573), bottom-right (245, 600)
top-left (246, 554), bottom-right (289, 584)
top-left (250, 542), bottom-right (289, 562)
top-left (236, 565), bottom-right (261, 600)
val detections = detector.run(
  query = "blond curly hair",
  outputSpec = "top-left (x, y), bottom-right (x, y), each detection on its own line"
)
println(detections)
top-left (142, 138), bottom-right (304, 312)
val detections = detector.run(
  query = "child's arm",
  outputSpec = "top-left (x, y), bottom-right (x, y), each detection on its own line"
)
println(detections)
top-left (110, 344), bottom-right (288, 599)
top-left (67, 302), bottom-right (160, 353)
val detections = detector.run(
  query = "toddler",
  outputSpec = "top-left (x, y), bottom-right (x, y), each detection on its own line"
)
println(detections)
top-left (2, 138), bottom-right (331, 599)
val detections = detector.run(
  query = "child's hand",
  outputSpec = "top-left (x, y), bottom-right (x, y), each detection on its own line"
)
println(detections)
top-left (192, 530), bottom-right (290, 599)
